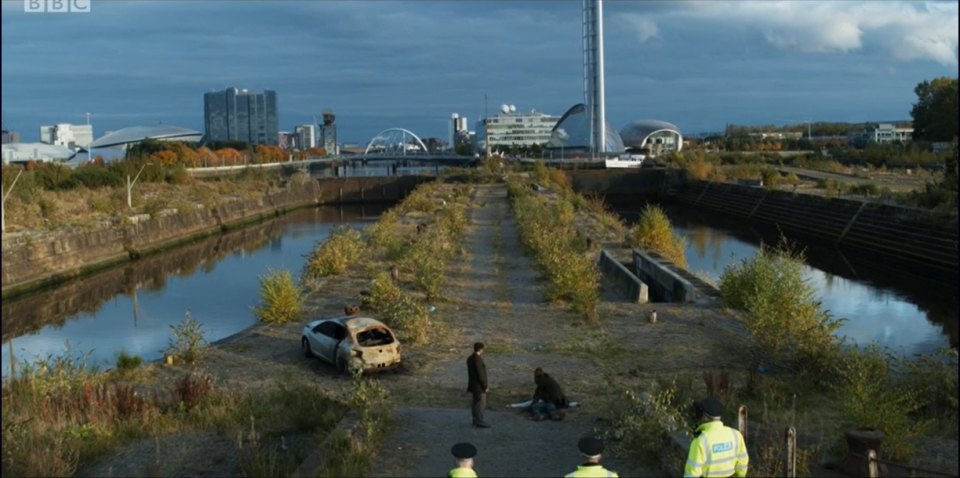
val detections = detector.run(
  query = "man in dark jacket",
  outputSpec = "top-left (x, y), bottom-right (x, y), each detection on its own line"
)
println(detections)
top-left (530, 367), bottom-right (568, 421)
top-left (466, 342), bottom-right (490, 428)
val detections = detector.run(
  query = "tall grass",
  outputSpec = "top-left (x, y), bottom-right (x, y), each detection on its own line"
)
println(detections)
top-left (365, 272), bottom-right (430, 345)
top-left (627, 204), bottom-right (688, 268)
top-left (253, 269), bottom-right (304, 324)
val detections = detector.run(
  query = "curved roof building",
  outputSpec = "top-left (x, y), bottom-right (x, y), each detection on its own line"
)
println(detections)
top-left (90, 125), bottom-right (202, 149)
top-left (619, 120), bottom-right (683, 155)
top-left (550, 103), bottom-right (625, 154)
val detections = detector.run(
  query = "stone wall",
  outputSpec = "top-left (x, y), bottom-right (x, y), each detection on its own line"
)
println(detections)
top-left (2, 176), bottom-right (431, 298)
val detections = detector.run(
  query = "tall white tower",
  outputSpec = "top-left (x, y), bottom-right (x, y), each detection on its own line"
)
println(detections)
top-left (583, 0), bottom-right (606, 157)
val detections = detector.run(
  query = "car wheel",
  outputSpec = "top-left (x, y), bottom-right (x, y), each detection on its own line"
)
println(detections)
top-left (302, 338), bottom-right (312, 358)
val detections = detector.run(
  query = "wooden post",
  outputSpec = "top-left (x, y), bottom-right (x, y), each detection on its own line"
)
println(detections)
top-left (738, 405), bottom-right (748, 443)
top-left (338, 187), bottom-right (343, 203)
top-left (785, 426), bottom-right (796, 478)
top-left (648, 309), bottom-right (658, 324)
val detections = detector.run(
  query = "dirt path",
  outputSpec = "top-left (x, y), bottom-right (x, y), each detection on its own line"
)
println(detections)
top-left (367, 184), bottom-right (651, 477)
top-left (79, 182), bottom-right (752, 477)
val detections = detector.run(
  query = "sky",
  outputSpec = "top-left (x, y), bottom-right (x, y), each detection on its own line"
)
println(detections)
top-left (1, 0), bottom-right (957, 144)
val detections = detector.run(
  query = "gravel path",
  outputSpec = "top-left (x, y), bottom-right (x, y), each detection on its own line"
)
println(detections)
top-left (367, 184), bottom-right (652, 477)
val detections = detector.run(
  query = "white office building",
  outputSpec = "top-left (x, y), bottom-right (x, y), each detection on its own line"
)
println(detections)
top-left (481, 106), bottom-right (560, 149)
top-left (295, 124), bottom-right (316, 149)
top-left (39, 123), bottom-right (94, 149)
top-left (856, 123), bottom-right (914, 144)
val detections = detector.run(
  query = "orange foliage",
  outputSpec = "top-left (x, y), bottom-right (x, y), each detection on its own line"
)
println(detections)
top-left (255, 144), bottom-right (286, 163)
top-left (150, 150), bottom-right (179, 166)
top-left (167, 142), bottom-right (199, 167)
top-left (298, 147), bottom-right (327, 159)
top-left (215, 148), bottom-right (243, 166)
top-left (195, 147), bottom-right (218, 167)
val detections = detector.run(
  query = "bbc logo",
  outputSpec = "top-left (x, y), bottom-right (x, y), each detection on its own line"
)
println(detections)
top-left (24, 0), bottom-right (91, 13)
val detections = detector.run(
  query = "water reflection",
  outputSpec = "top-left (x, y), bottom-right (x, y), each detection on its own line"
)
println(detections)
top-left (614, 201), bottom-right (957, 355)
top-left (2, 205), bottom-right (386, 377)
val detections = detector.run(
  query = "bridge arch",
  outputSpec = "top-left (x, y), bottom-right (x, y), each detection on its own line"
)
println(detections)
top-left (364, 128), bottom-right (430, 155)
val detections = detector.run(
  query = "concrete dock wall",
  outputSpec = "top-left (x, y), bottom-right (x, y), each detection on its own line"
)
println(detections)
top-left (598, 249), bottom-right (649, 303)
top-left (669, 180), bottom-right (958, 274)
top-left (2, 176), bottom-right (428, 297)
top-left (633, 249), bottom-right (700, 303)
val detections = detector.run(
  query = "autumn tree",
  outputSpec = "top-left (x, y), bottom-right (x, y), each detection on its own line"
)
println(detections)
top-left (149, 150), bottom-right (179, 166)
top-left (298, 147), bottom-right (327, 159)
top-left (255, 145), bottom-right (286, 163)
top-left (215, 147), bottom-right (243, 166)
top-left (195, 147), bottom-right (217, 167)
top-left (911, 77), bottom-right (958, 142)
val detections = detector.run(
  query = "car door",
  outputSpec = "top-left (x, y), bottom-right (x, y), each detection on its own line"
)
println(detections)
top-left (313, 321), bottom-right (343, 363)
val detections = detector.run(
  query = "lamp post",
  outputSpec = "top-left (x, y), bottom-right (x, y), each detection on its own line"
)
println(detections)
top-left (2, 169), bottom-right (23, 233)
top-left (127, 163), bottom-right (150, 209)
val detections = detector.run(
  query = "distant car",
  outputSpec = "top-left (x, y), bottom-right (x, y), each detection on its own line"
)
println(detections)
top-left (301, 316), bottom-right (401, 374)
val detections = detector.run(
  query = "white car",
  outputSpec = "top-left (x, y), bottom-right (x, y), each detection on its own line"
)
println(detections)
top-left (301, 316), bottom-right (401, 374)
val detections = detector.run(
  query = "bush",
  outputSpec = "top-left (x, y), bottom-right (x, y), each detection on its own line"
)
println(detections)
top-left (253, 269), bottom-right (303, 324)
top-left (365, 272), bottom-right (430, 345)
top-left (760, 168), bottom-right (781, 189)
top-left (718, 239), bottom-right (841, 371)
top-left (164, 310), bottom-right (207, 364)
top-left (834, 345), bottom-right (930, 461)
top-left (627, 204), bottom-right (687, 268)
top-left (303, 226), bottom-right (365, 279)
top-left (114, 350), bottom-right (143, 371)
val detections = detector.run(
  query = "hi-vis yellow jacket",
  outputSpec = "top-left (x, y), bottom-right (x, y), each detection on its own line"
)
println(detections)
top-left (448, 466), bottom-right (478, 478)
top-left (684, 420), bottom-right (749, 477)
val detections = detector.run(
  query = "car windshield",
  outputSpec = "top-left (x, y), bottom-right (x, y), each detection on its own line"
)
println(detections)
top-left (356, 327), bottom-right (394, 347)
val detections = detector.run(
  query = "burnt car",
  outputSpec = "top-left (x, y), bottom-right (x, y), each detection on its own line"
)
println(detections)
top-left (301, 316), bottom-right (401, 374)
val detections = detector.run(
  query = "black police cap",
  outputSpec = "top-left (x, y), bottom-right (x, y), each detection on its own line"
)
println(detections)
top-left (578, 436), bottom-right (604, 456)
top-left (451, 442), bottom-right (477, 459)
top-left (695, 396), bottom-right (726, 418)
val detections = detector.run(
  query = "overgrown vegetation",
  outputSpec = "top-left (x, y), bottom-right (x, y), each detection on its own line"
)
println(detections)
top-left (626, 204), bottom-right (688, 268)
top-left (719, 239), bottom-right (841, 371)
top-left (320, 368), bottom-right (391, 477)
top-left (508, 172), bottom-right (600, 322)
top-left (303, 227), bottom-right (365, 280)
top-left (163, 310), bottom-right (208, 364)
top-left (253, 269), bottom-right (304, 324)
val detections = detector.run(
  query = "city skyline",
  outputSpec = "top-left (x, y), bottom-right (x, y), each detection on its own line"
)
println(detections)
top-left (1, 0), bottom-right (957, 144)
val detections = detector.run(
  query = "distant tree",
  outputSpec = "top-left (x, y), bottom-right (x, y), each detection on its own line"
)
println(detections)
top-left (298, 147), bottom-right (326, 159)
top-left (215, 147), bottom-right (243, 166)
top-left (255, 144), bottom-right (286, 163)
top-left (195, 147), bottom-right (217, 167)
top-left (911, 77), bottom-right (958, 142)
top-left (150, 150), bottom-right (179, 166)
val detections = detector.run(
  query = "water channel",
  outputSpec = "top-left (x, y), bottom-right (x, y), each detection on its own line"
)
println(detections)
top-left (615, 201), bottom-right (957, 356)
top-left (2, 205), bottom-right (386, 378)
top-left (3, 185), bottom-right (955, 378)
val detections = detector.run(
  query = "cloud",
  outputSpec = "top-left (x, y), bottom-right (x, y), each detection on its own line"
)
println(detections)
top-left (616, 14), bottom-right (659, 43)
top-left (615, 1), bottom-right (958, 65)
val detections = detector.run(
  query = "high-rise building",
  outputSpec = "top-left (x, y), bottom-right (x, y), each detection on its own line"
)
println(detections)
top-left (39, 123), bottom-right (93, 149)
top-left (203, 88), bottom-right (278, 145)
top-left (295, 124), bottom-right (316, 149)
top-left (451, 113), bottom-right (469, 147)
top-left (320, 110), bottom-right (338, 155)
top-left (1, 129), bottom-right (21, 144)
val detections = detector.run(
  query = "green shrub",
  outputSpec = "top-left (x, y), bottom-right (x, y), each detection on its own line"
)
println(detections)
top-left (303, 226), bottom-right (365, 279)
top-left (627, 204), bottom-right (687, 268)
top-left (834, 345), bottom-right (930, 461)
top-left (35, 162), bottom-right (76, 190)
top-left (164, 310), bottom-right (207, 363)
top-left (114, 350), bottom-right (143, 371)
top-left (366, 272), bottom-right (430, 345)
top-left (253, 269), bottom-right (303, 324)
top-left (761, 168), bottom-right (781, 189)
top-left (718, 240), bottom-right (841, 371)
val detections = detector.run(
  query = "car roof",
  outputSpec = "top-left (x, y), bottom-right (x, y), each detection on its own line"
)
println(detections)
top-left (332, 316), bottom-right (389, 332)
